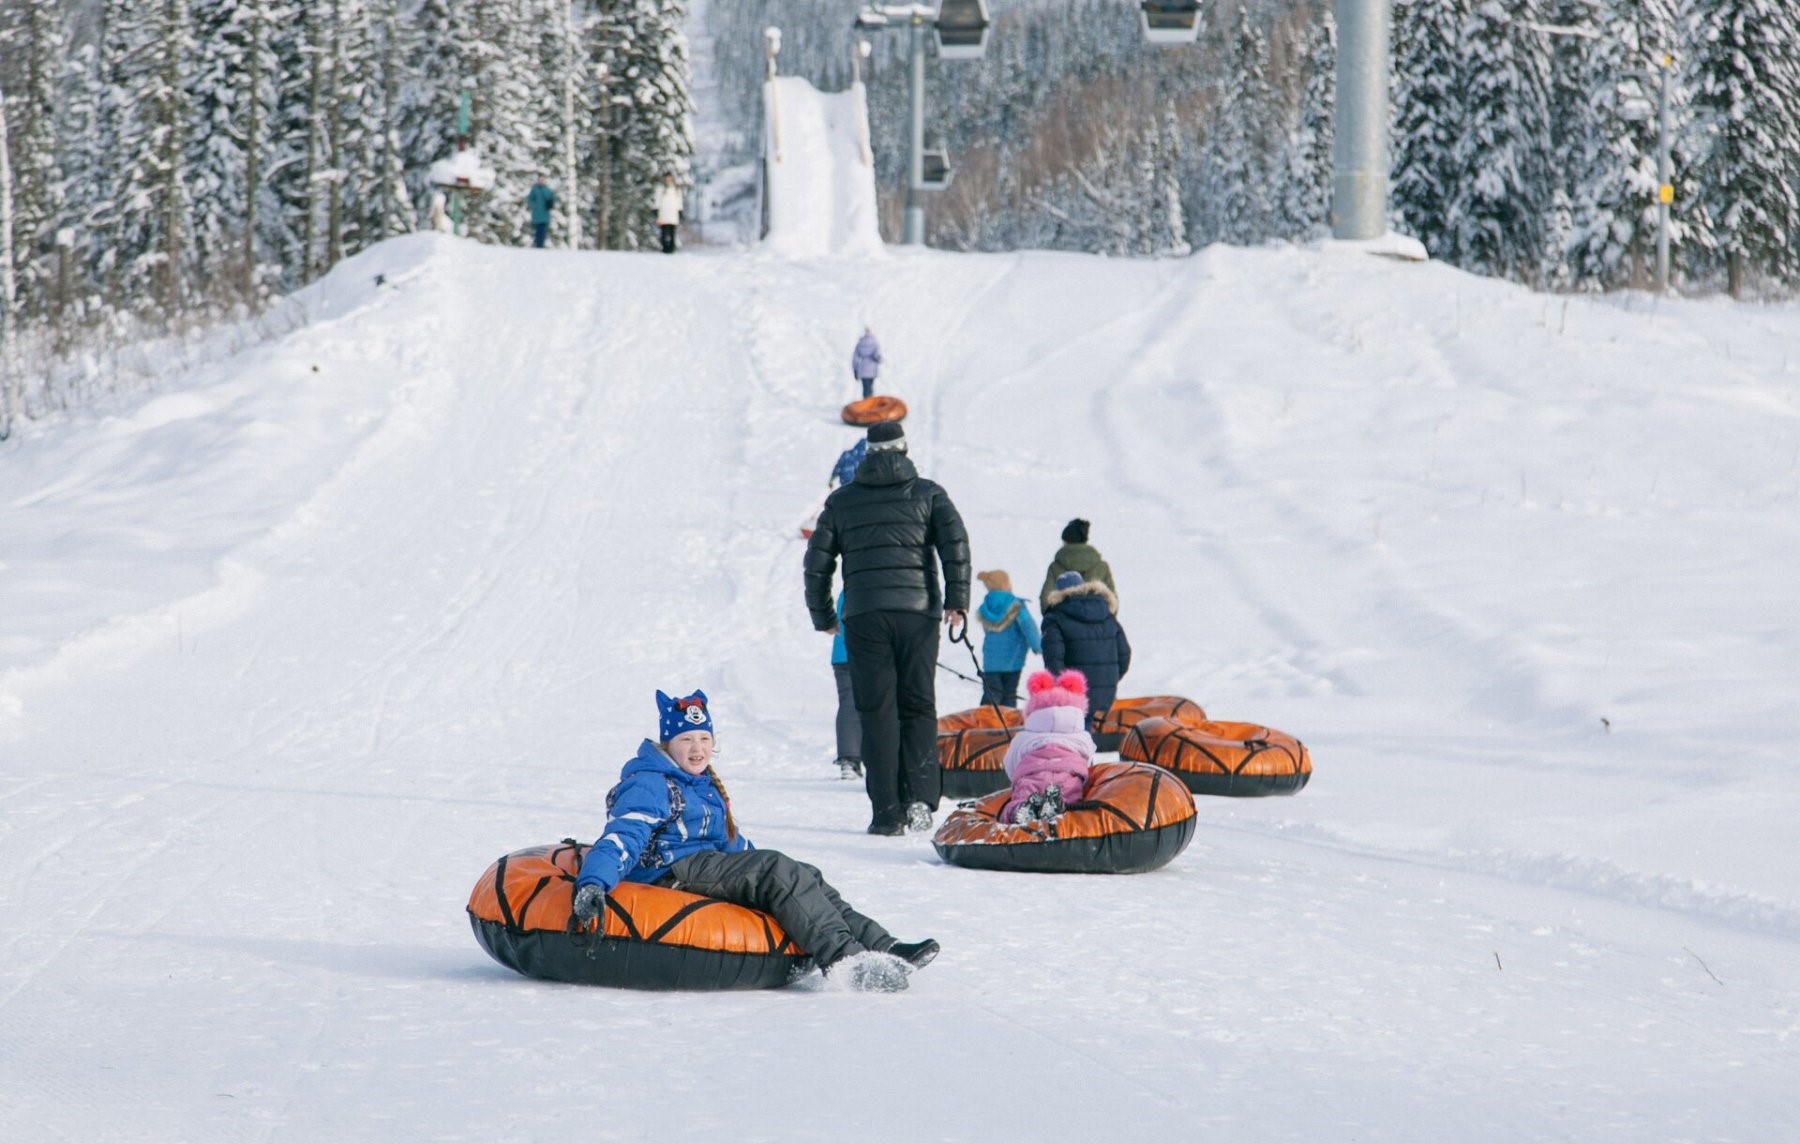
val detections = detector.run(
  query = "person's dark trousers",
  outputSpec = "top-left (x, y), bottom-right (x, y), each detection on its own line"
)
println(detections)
top-left (979, 670), bottom-right (1021, 707)
top-left (832, 662), bottom-right (861, 763)
top-left (844, 610), bottom-right (941, 829)
top-left (859, 376), bottom-right (873, 399)
top-left (659, 223), bottom-right (677, 253)
top-left (667, 849), bottom-right (893, 968)
top-left (532, 222), bottom-right (548, 248)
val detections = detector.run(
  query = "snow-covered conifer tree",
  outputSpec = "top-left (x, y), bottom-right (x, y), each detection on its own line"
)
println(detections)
top-left (591, 0), bottom-right (693, 250)
top-left (1, 2), bottom-right (65, 318)
top-left (1210, 5), bottom-right (1279, 246)
top-left (1391, 0), bottom-right (1467, 259)
top-left (104, 0), bottom-right (195, 311)
top-left (1685, 0), bottom-right (1800, 294)
top-left (1274, 6), bottom-right (1334, 242)
top-left (1564, 0), bottom-right (1680, 289)
top-left (1444, 0), bottom-right (1555, 280)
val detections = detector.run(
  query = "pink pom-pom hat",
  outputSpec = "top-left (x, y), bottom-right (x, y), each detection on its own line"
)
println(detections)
top-left (1023, 669), bottom-right (1088, 717)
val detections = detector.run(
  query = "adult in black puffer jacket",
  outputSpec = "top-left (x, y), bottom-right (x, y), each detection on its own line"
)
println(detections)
top-left (804, 421), bottom-right (971, 836)
top-left (1041, 570), bottom-right (1132, 732)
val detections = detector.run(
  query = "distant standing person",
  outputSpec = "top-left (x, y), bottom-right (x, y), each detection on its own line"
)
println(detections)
top-left (851, 328), bottom-right (882, 400)
top-left (655, 173), bottom-right (684, 254)
top-left (1040, 518), bottom-right (1118, 615)
top-left (527, 176), bottom-right (556, 248)
top-left (804, 421), bottom-right (971, 836)
top-left (973, 569), bottom-right (1041, 707)
top-left (1041, 570), bottom-right (1132, 734)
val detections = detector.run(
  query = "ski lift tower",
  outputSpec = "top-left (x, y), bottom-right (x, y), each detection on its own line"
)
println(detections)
top-left (427, 91), bottom-right (497, 237)
top-left (1332, 0), bottom-right (1389, 240)
top-left (854, 1), bottom-right (990, 245)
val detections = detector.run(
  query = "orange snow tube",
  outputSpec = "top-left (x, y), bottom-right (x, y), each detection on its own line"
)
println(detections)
top-left (932, 761), bottom-right (1197, 874)
top-left (1120, 717), bottom-right (1312, 797)
top-left (841, 395), bottom-right (908, 425)
top-left (467, 840), bottom-right (809, 990)
top-left (936, 705), bottom-right (1022, 798)
top-left (1092, 695), bottom-right (1209, 747)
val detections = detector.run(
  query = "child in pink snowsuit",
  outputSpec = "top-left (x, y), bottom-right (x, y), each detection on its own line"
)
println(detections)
top-left (999, 670), bottom-right (1097, 826)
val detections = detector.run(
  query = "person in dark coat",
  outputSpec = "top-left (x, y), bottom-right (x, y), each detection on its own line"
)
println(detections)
top-left (526, 177), bottom-right (556, 248)
top-left (571, 689), bottom-right (938, 991)
top-left (803, 421), bottom-right (971, 836)
top-left (1040, 518), bottom-right (1118, 615)
top-left (1041, 570), bottom-right (1132, 732)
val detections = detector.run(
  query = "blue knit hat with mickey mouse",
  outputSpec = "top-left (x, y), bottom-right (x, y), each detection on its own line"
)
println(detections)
top-left (656, 689), bottom-right (713, 741)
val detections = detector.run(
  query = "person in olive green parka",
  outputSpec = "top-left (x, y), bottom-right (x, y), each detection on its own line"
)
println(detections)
top-left (1039, 518), bottom-right (1117, 614)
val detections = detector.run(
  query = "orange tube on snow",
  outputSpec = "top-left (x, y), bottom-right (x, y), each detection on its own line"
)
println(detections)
top-left (841, 395), bottom-right (908, 425)
top-left (467, 840), bottom-right (809, 989)
top-left (1120, 717), bottom-right (1311, 797)
top-left (933, 761), bottom-right (1197, 873)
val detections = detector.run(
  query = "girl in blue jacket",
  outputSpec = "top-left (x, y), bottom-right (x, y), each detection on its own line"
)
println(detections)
top-left (572, 688), bottom-right (937, 991)
top-left (974, 569), bottom-right (1042, 706)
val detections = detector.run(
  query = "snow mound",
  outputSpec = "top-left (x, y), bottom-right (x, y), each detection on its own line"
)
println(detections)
top-left (762, 77), bottom-right (883, 257)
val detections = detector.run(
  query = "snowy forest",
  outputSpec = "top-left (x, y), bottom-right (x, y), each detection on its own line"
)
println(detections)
top-left (718, 0), bottom-right (1800, 295)
top-left (4, 0), bottom-right (1800, 431)
top-left (0, 0), bottom-right (695, 430)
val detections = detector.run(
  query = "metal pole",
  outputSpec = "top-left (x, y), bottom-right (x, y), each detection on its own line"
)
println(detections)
top-left (903, 13), bottom-right (926, 245)
top-left (1331, 0), bottom-right (1390, 240)
top-left (1655, 53), bottom-right (1672, 293)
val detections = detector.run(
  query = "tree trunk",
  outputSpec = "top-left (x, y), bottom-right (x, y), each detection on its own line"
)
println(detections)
top-left (245, 0), bottom-right (263, 299)
top-left (325, 0), bottom-right (344, 271)
top-left (302, 5), bottom-right (325, 283)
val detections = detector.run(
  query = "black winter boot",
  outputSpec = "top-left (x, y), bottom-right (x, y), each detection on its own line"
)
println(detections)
top-left (887, 938), bottom-right (940, 969)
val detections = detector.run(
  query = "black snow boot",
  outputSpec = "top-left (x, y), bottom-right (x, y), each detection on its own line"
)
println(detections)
top-left (887, 938), bottom-right (940, 969)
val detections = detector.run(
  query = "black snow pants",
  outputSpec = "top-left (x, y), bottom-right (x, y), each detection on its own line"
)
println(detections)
top-left (667, 849), bottom-right (893, 968)
top-left (843, 609), bottom-right (941, 829)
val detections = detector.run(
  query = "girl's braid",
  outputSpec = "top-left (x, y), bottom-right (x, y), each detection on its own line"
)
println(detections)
top-left (705, 765), bottom-right (739, 842)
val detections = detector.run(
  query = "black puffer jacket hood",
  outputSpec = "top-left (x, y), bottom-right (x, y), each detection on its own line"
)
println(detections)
top-left (803, 450), bottom-right (971, 627)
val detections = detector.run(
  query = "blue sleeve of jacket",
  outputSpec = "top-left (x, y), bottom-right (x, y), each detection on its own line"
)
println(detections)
top-left (1021, 607), bottom-right (1042, 656)
top-left (1116, 621), bottom-right (1132, 678)
top-left (1041, 615), bottom-right (1065, 673)
top-left (574, 773), bottom-right (671, 893)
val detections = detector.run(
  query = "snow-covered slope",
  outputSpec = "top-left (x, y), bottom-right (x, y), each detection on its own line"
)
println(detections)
top-left (3, 233), bottom-right (1798, 1142)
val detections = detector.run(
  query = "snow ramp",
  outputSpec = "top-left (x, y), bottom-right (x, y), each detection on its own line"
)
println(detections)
top-left (762, 77), bottom-right (883, 257)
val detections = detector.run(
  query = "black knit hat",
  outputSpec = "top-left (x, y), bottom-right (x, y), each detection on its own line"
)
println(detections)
top-left (1061, 518), bottom-right (1089, 544)
top-left (867, 421), bottom-right (906, 450)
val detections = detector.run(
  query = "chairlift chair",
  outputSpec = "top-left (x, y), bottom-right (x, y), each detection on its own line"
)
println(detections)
top-left (1140, 0), bottom-right (1202, 45)
top-left (934, 0), bottom-right (990, 61)
top-left (920, 150), bottom-right (954, 190)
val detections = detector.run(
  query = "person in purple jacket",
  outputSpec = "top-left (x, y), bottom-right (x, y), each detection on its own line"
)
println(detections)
top-left (851, 328), bottom-right (882, 400)
top-left (570, 688), bottom-right (938, 991)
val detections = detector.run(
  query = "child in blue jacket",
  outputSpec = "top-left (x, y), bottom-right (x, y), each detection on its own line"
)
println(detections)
top-left (572, 688), bottom-right (936, 991)
top-left (974, 569), bottom-right (1042, 707)
top-left (831, 592), bottom-right (862, 779)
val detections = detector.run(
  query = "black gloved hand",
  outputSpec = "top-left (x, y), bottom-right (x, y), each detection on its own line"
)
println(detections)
top-left (570, 884), bottom-right (607, 931)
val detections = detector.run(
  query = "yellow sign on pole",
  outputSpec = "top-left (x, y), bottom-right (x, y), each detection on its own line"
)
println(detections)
top-left (1659, 184), bottom-right (1675, 205)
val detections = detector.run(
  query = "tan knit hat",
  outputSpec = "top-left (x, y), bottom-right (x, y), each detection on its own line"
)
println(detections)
top-left (976, 569), bottom-right (1012, 593)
